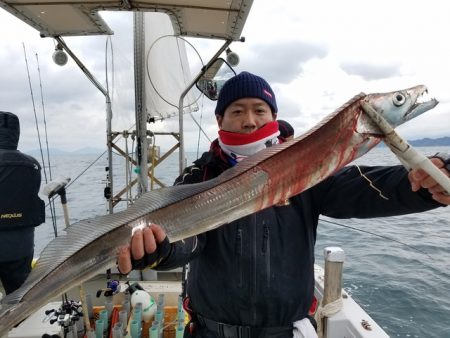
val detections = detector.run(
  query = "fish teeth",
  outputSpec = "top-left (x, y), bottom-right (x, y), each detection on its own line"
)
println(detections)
top-left (416, 91), bottom-right (431, 104)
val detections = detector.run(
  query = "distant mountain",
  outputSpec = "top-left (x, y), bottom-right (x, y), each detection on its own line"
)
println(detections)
top-left (377, 137), bottom-right (450, 147)
top-left (71, 147), bottom-right (106, 155)
top-left (25, 138), bottom-right (450, 155)
top-left (26, 147), bottom-right (105, 156)
top-left (408, 137), bottom-right (450, 147)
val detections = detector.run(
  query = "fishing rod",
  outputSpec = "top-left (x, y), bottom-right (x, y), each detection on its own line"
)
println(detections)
top-left (22, 43), bottom-right (58, 237)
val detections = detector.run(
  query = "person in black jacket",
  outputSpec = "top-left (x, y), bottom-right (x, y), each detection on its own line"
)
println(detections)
top-left (117, 72), bottom-right (450, 338)
top-left (0, 111), bottom-right (45, 295)
top-left (277, 119), bottom-right (294, 141)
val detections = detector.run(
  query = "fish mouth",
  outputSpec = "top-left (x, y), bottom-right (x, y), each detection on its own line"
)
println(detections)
top-left (405, 88), bottom-right (439, 120)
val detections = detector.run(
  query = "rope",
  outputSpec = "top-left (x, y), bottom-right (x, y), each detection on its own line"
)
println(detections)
top-left (314, 297), bottom-right (343, 338)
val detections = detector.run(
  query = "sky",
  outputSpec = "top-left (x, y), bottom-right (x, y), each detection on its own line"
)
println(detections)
top-left (1, 0), bottom-right (450, 154)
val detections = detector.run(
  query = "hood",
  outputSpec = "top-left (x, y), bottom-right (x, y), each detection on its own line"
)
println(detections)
top-left (0, 111), bottom-right (20, 150)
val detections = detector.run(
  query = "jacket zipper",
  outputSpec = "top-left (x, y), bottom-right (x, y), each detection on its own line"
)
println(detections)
top-left (251, 213), bottom-right (257, 323)
top-left (236, 227), bottom-right (243, 287)
top-left (262, 222), bottom-right (271, 288)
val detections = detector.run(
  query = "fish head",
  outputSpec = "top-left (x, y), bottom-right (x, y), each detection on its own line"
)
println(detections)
top-left (364, 85), bottom-right (438, 127)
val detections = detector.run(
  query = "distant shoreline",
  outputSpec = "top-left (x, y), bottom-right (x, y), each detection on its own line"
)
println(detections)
top-left (24, 137), bottom-right (450, 155)
top-left (377, 136), bottom-right (450, 147)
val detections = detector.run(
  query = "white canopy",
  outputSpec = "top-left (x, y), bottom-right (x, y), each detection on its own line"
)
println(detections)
top-left (0, 0), bottom-right (253, 39)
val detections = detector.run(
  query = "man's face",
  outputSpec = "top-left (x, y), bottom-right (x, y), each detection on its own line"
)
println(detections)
top-left (216, 98), bottom-right (274, 134)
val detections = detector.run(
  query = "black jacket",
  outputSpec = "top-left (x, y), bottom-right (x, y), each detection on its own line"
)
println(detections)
top-left (158, 142), bottom-right (441, 327)
top-left (0, 111), bottom-right (45, 230)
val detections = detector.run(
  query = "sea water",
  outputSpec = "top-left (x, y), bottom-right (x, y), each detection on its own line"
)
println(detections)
top-left (34, 146), bottom-right (450, 337)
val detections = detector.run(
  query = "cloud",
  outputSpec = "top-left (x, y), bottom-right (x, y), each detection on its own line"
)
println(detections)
top-left (236, 40), bottom-right (328, 84)
top-left (340, 61), bottom-right (402, 81)
top-left (1, 0), bottom-right (450, 155)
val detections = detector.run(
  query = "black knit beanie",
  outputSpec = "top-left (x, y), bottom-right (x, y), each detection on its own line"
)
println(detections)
top-left (277, 119), bottom-right (294, 139)
top-left (215, 72), bottom-right (277, 116)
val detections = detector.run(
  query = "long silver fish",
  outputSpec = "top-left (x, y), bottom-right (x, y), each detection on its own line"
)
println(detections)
top-left (0, 85), bottom-right (438, 333)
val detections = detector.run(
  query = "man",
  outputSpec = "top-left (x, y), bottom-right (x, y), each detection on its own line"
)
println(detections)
top-left (118, 72), bottom-right (450, 337)
top-left (0, 111), bottom-right (45, 295)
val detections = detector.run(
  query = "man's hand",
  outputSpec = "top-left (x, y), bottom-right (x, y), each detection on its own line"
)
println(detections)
top-left (117, 223), bottom-right (169, 275)
top-left (408, 157), bottom-right (450, 205)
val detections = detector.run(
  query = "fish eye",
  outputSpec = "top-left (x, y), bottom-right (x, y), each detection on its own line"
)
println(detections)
top-left (393, 92), bottom-right (406, 106)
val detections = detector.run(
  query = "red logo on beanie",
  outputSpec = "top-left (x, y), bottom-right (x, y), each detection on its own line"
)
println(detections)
top-left (263, 89), bottom-right (272, 98)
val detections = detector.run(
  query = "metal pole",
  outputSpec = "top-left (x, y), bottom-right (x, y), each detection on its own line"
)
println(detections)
top-left (178, 39), bottom-right (233, 174)
top-left (55, 36), bottom-right (114, 213)
top-left (133, 12), bottom-right (149, 195)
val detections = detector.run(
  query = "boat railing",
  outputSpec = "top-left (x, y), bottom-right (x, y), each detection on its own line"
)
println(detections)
top-left (314, 247), bottom-right (389, 338)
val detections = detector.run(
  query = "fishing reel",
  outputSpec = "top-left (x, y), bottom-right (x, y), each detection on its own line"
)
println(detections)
top-left (44, 300), bottom-right (83, 328)
top-left (96, 279), bottom-right (121, 297)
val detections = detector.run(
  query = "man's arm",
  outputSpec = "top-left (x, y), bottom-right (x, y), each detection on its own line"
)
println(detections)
top-left (318, 156), bottom-right (449, 219)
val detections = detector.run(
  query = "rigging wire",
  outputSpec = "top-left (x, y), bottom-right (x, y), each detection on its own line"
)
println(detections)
top-left (22, 43), bottom-right (58, 237)
top-left (319, 217), bottom-right (433, 259)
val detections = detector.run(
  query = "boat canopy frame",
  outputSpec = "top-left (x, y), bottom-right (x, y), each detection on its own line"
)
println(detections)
top-left (0, 0), bottom-right (253, 40)
top-left (0, 0), bottom-right (253, 212)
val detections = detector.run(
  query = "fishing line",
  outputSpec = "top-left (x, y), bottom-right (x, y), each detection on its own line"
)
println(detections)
top-left (355, 164), bottom-right (388, 200)
top-left (44, 150), bottom-right (106, 209)
top-left (67, 151), bottom-right (107, 190)
top-left (44, 122), bottom-right (137, 208)
top-left (319, 217), bottom-right (433, 259)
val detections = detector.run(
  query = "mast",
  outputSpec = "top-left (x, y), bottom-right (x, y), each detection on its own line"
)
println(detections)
top-left (133, 12), bottom-right (149, 195)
